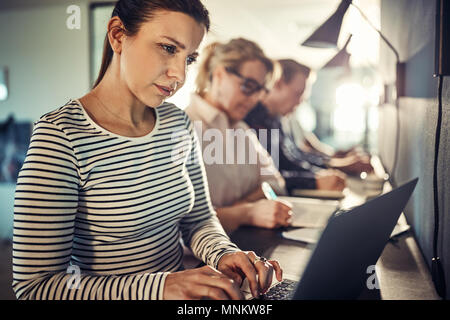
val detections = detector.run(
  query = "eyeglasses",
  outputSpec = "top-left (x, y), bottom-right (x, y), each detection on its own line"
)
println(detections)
top-left (225, 67), bottom-right (269, 96)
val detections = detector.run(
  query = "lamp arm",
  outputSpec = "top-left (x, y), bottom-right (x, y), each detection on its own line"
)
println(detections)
top-left (350, 2), bottom-right (400, 62)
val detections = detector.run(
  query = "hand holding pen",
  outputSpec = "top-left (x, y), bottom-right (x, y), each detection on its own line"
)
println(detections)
top-left (253, 182), bottom-right (293, 228)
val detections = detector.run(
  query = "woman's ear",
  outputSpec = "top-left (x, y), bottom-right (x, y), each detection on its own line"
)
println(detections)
top-left (107, 17), bottom-right (126, 54)
top-left (209, 65), bottom-right (226, 100)
top-left (212, 65), bottom-right (227, 86)
top-left (213, 65), bottom-right (224, 79)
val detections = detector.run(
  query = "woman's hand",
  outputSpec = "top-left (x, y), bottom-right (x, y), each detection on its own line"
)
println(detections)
top-left (247, 199), bottom-right (292, 229)
top-left (217, 251), bottom-right (283, 298)
top-left (163, 265), bottom-right (244, 300)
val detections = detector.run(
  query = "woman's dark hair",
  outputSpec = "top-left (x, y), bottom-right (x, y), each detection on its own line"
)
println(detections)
top-left (93, 0), bottom-right (210, 88)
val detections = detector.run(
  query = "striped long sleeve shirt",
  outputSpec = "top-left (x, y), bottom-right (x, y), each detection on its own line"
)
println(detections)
top-left (12, 99), bottom-right (240, 300)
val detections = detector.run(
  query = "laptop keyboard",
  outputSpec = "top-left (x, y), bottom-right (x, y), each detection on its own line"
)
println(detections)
top-left (255, 279), bottom-right (298, 300)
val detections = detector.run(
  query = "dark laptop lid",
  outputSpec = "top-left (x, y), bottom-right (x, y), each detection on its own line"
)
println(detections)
top-left (293, 178), bottom-right (418, 300)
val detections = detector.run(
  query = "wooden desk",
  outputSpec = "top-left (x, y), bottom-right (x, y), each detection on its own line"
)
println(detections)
top-left (230, 173), bottom-right (440, 300)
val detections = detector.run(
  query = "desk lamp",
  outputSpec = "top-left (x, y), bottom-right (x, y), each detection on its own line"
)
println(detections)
top-left (301, 0), bottom-right (403, 184)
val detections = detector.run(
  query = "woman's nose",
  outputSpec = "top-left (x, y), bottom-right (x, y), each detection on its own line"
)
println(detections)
top-left (244, 94), bottom-right (260, 111)
top-left (166, 58), bottom-right (186, 85)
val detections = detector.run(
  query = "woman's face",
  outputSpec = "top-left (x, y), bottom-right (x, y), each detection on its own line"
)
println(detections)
top-left (213, 59), bottom-right (268, 122)
top-left (119, 10), bottom-right (205, 107)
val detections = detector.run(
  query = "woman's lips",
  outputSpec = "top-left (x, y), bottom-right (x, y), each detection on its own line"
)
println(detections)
top-left (155, 84), bottom-right (173, 97)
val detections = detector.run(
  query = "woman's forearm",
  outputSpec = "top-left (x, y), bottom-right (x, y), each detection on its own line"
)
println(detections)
top-left (240, 186), bottom-right (265, 203)
top-left (215, 202), bottom-right (253, 234)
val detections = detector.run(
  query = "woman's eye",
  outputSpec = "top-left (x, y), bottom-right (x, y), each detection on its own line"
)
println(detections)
top-left (161, 44), bottom-right (176, 55)
top-left (186, 56), bottom-right (197, 65)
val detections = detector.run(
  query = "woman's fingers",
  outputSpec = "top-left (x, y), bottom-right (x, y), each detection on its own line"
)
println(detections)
top-left (216, 252), bottom-right (284, 299)
top-left (274, 201), bottom-right (293, 227)
top-left (276, 198), bottom-right (292, 210)
top-left (238, 251), bottom-right (261, 298)
top-left (219, 266), bottom-right (244, 287)
top-left (269, 259), bottom-right (283, 282)
top-left (190, 283), bottom-right (231, 300)
top-left (165, 255), bottom-right (284, 300)
top-left (196, 273), bottom-right (244, 300)
top-left (253, 259), bottom-right (273, 293)
top-left (244, 251), bottom-right (279, 296)
top-left (253, 258), bottom-right (284, 293)
top-left (198, 267), bottom-right (244, 300)
top-left (164, 265), bottom-right (244, 300)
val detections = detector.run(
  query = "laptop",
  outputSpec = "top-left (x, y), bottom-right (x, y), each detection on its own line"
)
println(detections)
top-left (242, 178), bottom-right (418, 300)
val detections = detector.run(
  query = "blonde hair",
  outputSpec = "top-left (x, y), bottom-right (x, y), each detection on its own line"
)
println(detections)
top-left (195, 38), bottom-right (279, 96)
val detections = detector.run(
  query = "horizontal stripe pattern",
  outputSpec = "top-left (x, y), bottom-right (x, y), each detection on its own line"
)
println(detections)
top-left (13, 100), bottom-right (239, 300)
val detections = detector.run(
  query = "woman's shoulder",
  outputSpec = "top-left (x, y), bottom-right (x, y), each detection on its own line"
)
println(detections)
top-left (33, 99), bottom-right (86, 131)
top-left (36, 99), bottom-right (84, 124)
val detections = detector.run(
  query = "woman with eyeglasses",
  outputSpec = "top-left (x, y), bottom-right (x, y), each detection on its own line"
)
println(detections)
top-left (12, 1), bottom-right (282, 300)
top-left (185, 38), bottom-right (293, 234)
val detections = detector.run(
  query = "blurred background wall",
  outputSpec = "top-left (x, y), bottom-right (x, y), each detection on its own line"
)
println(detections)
top-left (378, 0), bottom-right (449, 298)
top-left (0, 1), bottom-right (91, 239)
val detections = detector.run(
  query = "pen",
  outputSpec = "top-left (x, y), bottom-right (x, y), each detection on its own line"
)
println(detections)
top-left (262, 182), bottom-right (293, 226)
top-left (262, 182), bottom-right (278, 200)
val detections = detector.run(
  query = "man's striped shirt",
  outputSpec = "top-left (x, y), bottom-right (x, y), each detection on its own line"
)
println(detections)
top-left (12, 99), bottom-right (240, 300)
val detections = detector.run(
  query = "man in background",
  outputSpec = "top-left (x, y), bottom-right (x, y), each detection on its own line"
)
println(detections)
top-left (245, 59), bottom-right (373, 194)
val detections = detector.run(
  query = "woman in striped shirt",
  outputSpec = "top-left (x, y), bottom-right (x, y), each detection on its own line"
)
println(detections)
top-left (12, 0), bottom-right (282, 300)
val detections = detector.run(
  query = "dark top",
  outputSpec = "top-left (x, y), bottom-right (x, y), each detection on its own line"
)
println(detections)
top-left (244, 102), bottom-right (330, 192)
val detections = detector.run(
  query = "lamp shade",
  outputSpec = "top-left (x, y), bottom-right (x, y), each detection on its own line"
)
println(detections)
top-left (323, 34), bottom-right (352, 68)
top-left (301, 0), bottom-right (352, 48)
